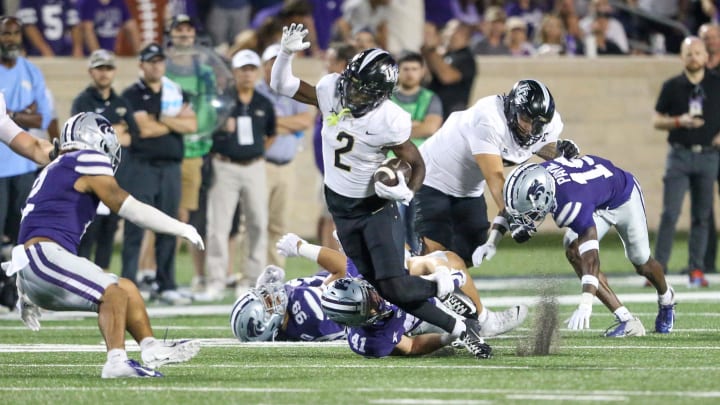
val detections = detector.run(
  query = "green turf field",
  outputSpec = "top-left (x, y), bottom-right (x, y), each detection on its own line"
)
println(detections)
top-left (1, 233), bottom-right (718, 404)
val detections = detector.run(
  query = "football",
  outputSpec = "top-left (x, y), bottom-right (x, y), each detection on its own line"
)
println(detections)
top-left (373, 158), bottom-right (412, 187)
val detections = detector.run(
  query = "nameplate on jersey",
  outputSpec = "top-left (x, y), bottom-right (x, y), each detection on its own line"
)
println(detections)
top-left (236, 116), bottom-right (254, 146)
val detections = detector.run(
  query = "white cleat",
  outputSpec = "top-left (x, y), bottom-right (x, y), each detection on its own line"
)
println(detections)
top-left (480, 305), bottom-right (529, 337)
top-left (101, 359), bottom-right (163, 378)
top-left (141, 339), bottom-right (200, 369)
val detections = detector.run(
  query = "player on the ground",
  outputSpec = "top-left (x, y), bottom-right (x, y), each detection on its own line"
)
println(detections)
top-left (0, 92), bottom-right (54, 164)
top-left (415, 79), bottom-right (579, 265)
top-left (269, 23), bottom-right (488, 358)
top-left (496, 155), bottom-right (676, 336)
top-left (3, 112), bottom-right (203, 378)
top-left (277, 233), bottom-right (528, 357)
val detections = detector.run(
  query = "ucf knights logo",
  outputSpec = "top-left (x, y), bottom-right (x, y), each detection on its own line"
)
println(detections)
top-left (514, 82), bottom-right (531, 104)
top-left (381, 65), bottom-right (398, 83)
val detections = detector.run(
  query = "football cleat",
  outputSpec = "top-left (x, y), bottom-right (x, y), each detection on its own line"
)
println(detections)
top-left (460, 318), bottom-right (492, 359)
top-left (603, 317), bottom-right (646, 337)
top-left (101, 359), bottom-right (164, 378)
top-left (479, 305), bottom-right (529, 337)
top-left (141, 339), bottom-right (200, 369)
top-left (441, 293), bottom-right (477, 318)
top-left (655, 303), bottom-right (675, 333)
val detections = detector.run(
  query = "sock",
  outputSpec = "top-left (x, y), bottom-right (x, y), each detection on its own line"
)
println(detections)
top-left (451, 319), bottom-right (466, 338)
top-left (614, 306), bottom-right (633, 322)
top-left (140, 337), bottom-right (158, 351)
top-left (477, 307), bottom-right (489, 324)
top-left (107, 349), bottom-right (128, 363)
top-left (658, 287), bottom-right (674, 306)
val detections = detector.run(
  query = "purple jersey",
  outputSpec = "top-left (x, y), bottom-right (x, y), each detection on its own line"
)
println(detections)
top-left (17, 0), bottom-right (80, 56)
top-left (280, 283), bottom-right (345, 342)
top-left (541, 155), bottom-right (635, 236)
top-left (346, 304), bottom-right (422, 358)
top-left (78, 0), bottom-right (131, 52)
top-left (18, 150), bottom-right (113, 254)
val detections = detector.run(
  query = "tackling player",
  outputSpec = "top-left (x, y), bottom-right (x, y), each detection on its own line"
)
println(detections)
top-left (269, 23), bottom-right (488, 358)
top-left (414, 79), bottom-right (579, 265)
top-left (3, 112), bottom-right (203, 378)
top-left (498, 155), bottom-right (676, 336)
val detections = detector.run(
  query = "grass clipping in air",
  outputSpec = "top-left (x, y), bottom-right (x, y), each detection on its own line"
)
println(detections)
top-left (516, 281), bottom-right (561, 356)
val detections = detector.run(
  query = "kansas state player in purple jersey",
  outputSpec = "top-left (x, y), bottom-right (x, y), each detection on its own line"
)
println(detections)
top-left (4, 112), bottom-right (203, 378)
top-left (499, 155), bottom-right (676, 336)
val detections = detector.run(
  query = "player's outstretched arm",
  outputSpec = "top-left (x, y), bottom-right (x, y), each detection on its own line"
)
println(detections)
top-left (391, 334), bottom-right (451, 356)
top-left (76, 175), bottom-right (204, 250)
top-left (8, 132), bottom-right (53, 165)
top-left (270, 23), bottom-right (318, 107)
top-left (567, 226), bottom-right (600, 330)
top-left (276, 233), bottom-right (348, 283)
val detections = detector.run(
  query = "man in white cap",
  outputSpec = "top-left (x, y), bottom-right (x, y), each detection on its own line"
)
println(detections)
top-left (256, 43), bottom-right (314, 268)
top-left (201, 49), bottom-right (276, 301)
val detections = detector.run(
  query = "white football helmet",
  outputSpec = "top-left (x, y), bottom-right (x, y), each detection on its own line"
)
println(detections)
top-left (60, 112), bottom-right (121, 171)
top-left (230, 283), bottom-right (288, 342)
top-left (503, 163), bottom-right (556, 227)
top-left (321, 278), bottom-right (391, 327)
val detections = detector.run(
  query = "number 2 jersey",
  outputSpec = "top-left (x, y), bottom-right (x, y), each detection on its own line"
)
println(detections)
top-left (542, 155), bottom-right (636, 236)
top-left (315, 73), bottom-right (412, 199)
top-left (18, 150), bottom-right (112, 254)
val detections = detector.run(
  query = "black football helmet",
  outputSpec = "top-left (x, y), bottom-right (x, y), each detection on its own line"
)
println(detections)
top-left (503, 79), bottom-right (555, 148)
top-left (337, 48), bottom-right (398, 117)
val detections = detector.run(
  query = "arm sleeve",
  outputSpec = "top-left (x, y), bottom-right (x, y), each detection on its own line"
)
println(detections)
top-left (269, 51), bottom-right (300, 97)
top-left (118, 195), bottom-right (190, 237)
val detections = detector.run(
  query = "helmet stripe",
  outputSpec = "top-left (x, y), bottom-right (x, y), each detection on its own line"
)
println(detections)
top-left (358, 48), bottom-right (387, 72)
top-left (536, 80), bottom-right (550, 114)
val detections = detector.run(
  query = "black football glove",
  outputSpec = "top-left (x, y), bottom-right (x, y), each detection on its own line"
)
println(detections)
top-left (556, 138), bottom-right (580, 159)
top-left (48, 138), bottom-right (60, 161)
top-left (510, 223), bottom-right (536, 243)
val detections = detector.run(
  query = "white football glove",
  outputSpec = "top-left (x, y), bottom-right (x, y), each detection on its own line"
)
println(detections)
top-left (280, 23), bottom-right (311, 55)
top-left (567, 293), bottom-right (593, 330)
top-left (16, 280), bottom-right (41, 332)
top-left (276, 233), bottom-right (305, 257)
top-left (374, 171), bottom-right (414, 205)
top-left (181, 224), bottom-right (204, 251)
top-left (255, 265), bottom-right (286, 288)
top-left (472, 242), bottom-right (496, 267)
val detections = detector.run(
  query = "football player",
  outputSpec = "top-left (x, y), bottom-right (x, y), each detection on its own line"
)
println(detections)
top-left (0, 92), bottom-right (54, 164)
top-left (269, 23), bottom-right (488, 358)
top-left (498, 155), bottom-right (676, 336)
top-left (275, 233), bottom-right (528, 358)
top-left (3, 112), bottom-right (203, 378)
top-left (413, 79), bottom-right (579, 266)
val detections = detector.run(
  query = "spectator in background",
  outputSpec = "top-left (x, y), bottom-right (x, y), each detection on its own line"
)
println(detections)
top-left (652, 37), bottom-right (720, 287)
top-left (0, 16), bottom-right (52, 250)
top-left (204, 50), bottom-right (275, 300)
top-left (309, 0), bottom-right (343, 52)
top-left (79, 0), bottom-right (141, 55)
top-left (164, 14), bottom-right (218, 295)
top-left (504, 0), bottom-right (544, 38)
top-left (700, 23), bottom-right (720, 72)
top-left (16, 0), bottom-right (83, 57)
top-left (27, 87), bottom-right (60, 143)
top-left (206, 0), bottom-right (252, 51)
top-left (336, 0), bottom-right (390, 49)
top-left (390, 51), bottom-right (443, 253)
top-left (352, 27), bottom-right (378, 51)
top-left (74, 49), bottom-right (139, 271)
top-left (313, 42), bottom-right (356, 251)
top-left (588, 12), bottom-right (625, 55)
top-left (121, 43), bottom-right (197, 305)
top-left (473, 6), bottom-right (511, 55)
top-left (535, 13), bottom-right (584, 56)
top-left (386, 0), bottom-right (425, 55)
top-left (579, 0), bottom-right (629, 54)
top-left (505, 17), bottom-right (536, 56)
top-left (422, 19), bottom-right (476, 120)
top-left (256, 43), bottom-right (314, 268)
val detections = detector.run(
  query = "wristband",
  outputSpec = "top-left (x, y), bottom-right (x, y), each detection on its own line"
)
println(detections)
top-left (581, 274), bottom-right (599, 289)
top-left (298, 242), bottom-right (322, 262)
top-left (674, 116), bottom-right (680, 128)
top-left (578, 240), bottom-right (599, 255)
top-left (492, 215), bottom-right (509, 233)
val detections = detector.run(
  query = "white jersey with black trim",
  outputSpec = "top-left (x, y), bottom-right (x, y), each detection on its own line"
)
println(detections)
top-left (316, 73), bottom-right (412, 198)
top-left (0, 93), bottom-right (24, 145)
top-left (420, 95), bottom-right (563, 198)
